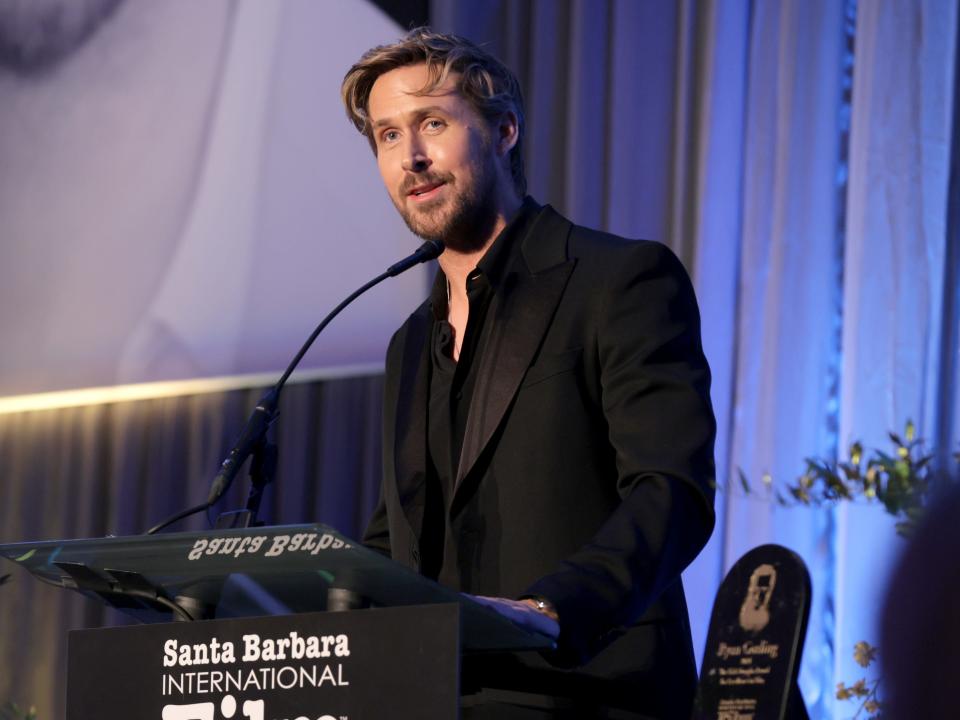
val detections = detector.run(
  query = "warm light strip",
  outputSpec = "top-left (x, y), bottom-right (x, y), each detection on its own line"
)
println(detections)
top-left (0, 363), bottom-right (384, 416)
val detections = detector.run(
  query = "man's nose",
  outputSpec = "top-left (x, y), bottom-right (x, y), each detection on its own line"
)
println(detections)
top-left (401, 142), bottom-right (431, 172)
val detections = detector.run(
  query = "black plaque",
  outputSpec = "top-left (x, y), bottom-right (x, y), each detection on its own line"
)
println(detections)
top-left (693, 544), bottom-right (811, 720)
top-left (67, 604), bottom-right (459, 720)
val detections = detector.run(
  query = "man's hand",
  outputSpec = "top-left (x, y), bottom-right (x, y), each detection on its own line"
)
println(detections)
top-left (466, 594), bottom-right (560, 640)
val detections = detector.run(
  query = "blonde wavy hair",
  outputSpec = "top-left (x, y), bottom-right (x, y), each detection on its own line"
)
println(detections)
top-left (341, 27), bottom-right (526, 197)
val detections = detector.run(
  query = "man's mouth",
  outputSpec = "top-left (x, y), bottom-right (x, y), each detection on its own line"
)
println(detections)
top-left (407, 182), bottom-right (445, 202)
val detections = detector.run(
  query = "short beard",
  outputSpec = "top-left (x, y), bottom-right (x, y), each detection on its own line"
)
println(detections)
top-left (395, 151), bottom-right (499, 254)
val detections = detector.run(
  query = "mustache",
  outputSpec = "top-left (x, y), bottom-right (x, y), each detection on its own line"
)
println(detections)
top-left (400, 171), bottom-right (454, 196)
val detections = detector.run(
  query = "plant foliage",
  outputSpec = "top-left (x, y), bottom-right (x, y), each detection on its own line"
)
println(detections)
top-left (0, 703), bottom-right (37, 720)
top-left (730, 421), bottom-right (960, 718)
top-left (738, 421), bottom-right (958, 536)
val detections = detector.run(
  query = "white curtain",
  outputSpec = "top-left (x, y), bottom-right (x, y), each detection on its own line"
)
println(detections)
top-left (836, 0), bottom-right (958, 693)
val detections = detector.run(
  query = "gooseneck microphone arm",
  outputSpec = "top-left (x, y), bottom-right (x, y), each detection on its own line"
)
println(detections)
top-left (145, 239), bottom-right (444, 535)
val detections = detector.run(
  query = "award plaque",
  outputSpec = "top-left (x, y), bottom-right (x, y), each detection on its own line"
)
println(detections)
top-left (693, 544), bottom-right (811, 720)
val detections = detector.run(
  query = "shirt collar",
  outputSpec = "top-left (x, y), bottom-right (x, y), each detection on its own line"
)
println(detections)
top-left (428, 196), bottom-right (542, 316)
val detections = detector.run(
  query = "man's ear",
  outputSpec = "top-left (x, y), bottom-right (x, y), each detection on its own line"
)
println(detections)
top-left (495, 110), bottom-right (520, 157)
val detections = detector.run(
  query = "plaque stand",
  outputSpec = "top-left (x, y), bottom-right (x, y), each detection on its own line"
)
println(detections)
top-left (693, 544), bottom-right (811, 720)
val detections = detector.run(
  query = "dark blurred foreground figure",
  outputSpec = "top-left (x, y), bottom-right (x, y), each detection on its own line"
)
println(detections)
top-left (341, 28), bottom-right (717, 718)
top-left (881, 481), bottom-right (960, 719)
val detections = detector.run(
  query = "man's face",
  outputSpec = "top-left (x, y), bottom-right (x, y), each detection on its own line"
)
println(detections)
top-left (367, 63), bottom-right (499, 249)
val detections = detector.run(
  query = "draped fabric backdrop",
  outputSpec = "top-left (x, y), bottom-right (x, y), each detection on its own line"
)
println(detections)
top-left (0, 1), bottom-right (958, 718)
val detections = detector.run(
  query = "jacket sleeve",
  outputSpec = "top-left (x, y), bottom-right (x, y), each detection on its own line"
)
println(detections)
top-left (361, 490), bottom-right (392, 557)
top-left (523, 240), bottom-right (716, 664)
top-left (360, 329), bottom-right (403, 559)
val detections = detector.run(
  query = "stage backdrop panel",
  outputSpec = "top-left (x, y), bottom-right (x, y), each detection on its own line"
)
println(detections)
top-left (0, 0), bottom-right (423, 398)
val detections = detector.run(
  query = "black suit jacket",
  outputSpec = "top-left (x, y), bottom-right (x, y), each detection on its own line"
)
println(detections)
top-left (364, 203), bottom-right (716, 717)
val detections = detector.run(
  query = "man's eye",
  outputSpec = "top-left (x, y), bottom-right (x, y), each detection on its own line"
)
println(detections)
top-left (382, 130), bottom-right (400, 143)
top-left (424, 119), bottom-right (445, 131)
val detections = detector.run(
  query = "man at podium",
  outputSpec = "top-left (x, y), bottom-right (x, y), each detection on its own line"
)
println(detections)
top-left (340, 28), bottom-right (716, 719)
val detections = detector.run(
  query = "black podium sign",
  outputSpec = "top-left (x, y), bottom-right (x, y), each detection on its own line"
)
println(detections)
top-left (693, 544), bottom-right (811, 720)
top-left (67, 604), bottom-right (458, 720)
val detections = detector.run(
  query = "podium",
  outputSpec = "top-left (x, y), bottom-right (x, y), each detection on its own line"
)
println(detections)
top-left (0, 524), bottom-right (552, 718)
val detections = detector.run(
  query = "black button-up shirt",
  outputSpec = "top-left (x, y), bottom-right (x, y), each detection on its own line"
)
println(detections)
top-left (421, 198), bottom-right (540, 583)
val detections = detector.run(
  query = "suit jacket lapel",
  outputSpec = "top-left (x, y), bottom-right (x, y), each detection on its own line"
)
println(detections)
top-left (452, 206), bottom-right (576, 506)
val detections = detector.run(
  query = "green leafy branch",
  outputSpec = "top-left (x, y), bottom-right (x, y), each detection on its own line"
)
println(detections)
top-left (733, 421), bottom-right (958, 536)
top-left (835, 641), bottom-right (882, 719)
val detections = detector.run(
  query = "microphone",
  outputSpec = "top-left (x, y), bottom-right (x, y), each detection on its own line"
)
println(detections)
top-left (146, 239), bottom-right (444, 535)
top-left (386, 238), bottom-right (444, 276)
